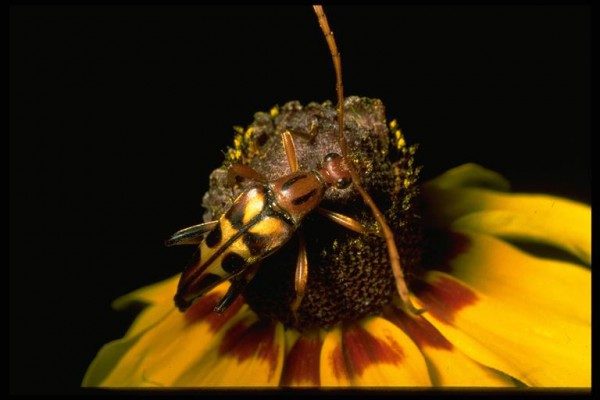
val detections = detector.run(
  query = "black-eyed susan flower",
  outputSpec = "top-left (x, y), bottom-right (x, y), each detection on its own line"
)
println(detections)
top-left (83, 98), bottom-right (590, 388)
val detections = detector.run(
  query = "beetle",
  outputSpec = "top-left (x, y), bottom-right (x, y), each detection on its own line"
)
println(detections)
top-left (167, 5), bottom-right (422, 319)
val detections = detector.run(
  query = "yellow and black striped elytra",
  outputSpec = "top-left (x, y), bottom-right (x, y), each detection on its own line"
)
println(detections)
top-left (174, 184), bottom-right (297, 311)
top-left (204, 224), bottom-right (222, 248)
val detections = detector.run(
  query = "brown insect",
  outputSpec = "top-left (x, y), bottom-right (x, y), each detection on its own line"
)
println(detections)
top-left (166, 5), bottom-right (422, 320)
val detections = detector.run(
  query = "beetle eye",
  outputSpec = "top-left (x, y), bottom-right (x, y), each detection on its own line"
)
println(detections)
top-left (336, 177), bottom-right (351, 189)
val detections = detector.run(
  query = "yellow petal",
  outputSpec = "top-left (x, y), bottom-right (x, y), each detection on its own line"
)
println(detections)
top-left (106, 275), bottom-right (183, 339)
top-left (386, 309), bottom-right (517, 387)
top-left (82, 302), bottom-right (173, 387)
top-left (451, 205), bottom-right (590, 265)
top-left (83, 334), bottom-right (144, 387)
top-left (112, 274), bottom-right (180, 310)
top-left (445, 231), bottom-right (590, 325)
top-left (122, 302), bottom-right (175, 339)
top-left (424, 163), bottom-right (511, 191)
top-left (142, 296), bottom-right (249, 386)
top-left (87, 284), bottom-right (248, 387)
top-left (280, 330), bottom-right (323, 386)
top-left (172, 314), bottom-right (285, 387)
top-left (320, 318), bottom-right (431, 387)
top-left (423, 165), bottom-right (591, 265)
top-left (320, 326), bottom-right (352, 386)
top-left (415, 272), bottom-right (591, 387)
top-left (83, 274), bottom-right (187, 386)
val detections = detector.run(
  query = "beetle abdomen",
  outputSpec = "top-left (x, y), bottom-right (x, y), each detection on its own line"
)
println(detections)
top-left (174, 185), bottom-right (294, 311)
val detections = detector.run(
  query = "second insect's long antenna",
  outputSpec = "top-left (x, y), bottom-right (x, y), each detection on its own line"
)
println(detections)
top-left (312, 5), bottom-right (423, 317)
top-left (313, 5), bottom-right (347, 157)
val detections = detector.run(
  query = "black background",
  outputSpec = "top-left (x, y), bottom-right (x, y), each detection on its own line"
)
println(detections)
top-left (10, 5), bottom-right (590, 394)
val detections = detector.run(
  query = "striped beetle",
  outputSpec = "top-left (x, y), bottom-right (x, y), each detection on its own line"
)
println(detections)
top-left (167, 5), bottom-right (422, 320)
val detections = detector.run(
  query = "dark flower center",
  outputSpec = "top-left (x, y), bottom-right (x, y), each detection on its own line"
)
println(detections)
top-left (202, 97), bottom-right (422, 331)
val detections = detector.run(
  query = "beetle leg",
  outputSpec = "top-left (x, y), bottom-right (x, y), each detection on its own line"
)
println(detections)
top-left (213, 263), bottom-right (260, 314)
top-left (317, 207), bottom-right (383, 237)
top-left (213, 279), bottom-right (244, 314)
top-left (227, 163), bottom-right (267, 187)
top-left (281, 130), bottom-right (299, 173)
top-left (290, 233), bottom-right (308, 324)
top-left (165, 221), bottom-right (219, 246)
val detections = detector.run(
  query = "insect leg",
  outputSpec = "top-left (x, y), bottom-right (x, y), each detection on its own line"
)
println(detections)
top-left (213, 263), bottom-right (260, 314)
top-left (227, 163), bottom-right (267, 187)
top-left (290, 233), bottom-right (308, 324)
top-left (317, 207), bottom-right (383, 237)
top-left (281, 130), bottom-right (299, 173)
top-left (165, 221), bottom-right (219, 246)
top-left (356, 185), bottom-right (425, 317)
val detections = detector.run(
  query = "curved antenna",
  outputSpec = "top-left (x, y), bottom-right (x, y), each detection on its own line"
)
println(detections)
top-left (312, 5), bottom-right (347, 157)
top-left (312, 5), bottom-right (423, 316)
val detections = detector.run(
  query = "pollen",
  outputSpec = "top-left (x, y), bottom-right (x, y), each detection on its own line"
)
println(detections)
top-left (244, 126), bottom-right (255, 140)
top-left (247, 142), bottom-right (259, 159)
top-left (394, 129), bottom-right (406, 149)
top-left (270, 105), bottom-right (279, 118)
top-left (203, 97), bottom-right (422, 331)
top-left (226, 148), bottom-right (242, 162)
top-left (233, 134), bottom-right (243, 149)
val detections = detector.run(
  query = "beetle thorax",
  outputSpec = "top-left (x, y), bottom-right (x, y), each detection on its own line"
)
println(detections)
top-left (269, 171), bottom-right (325, 226)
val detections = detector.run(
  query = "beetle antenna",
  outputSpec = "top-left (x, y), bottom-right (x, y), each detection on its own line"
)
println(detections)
top-left (312, 5), bottom-right (423, 317)
top-left (312, 5), bottom-right (347, 157)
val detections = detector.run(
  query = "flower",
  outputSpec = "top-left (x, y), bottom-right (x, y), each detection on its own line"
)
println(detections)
top-left (83, 163), bottom-right (591, 388)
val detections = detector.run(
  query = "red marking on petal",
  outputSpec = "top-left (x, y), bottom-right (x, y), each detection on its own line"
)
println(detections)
top-left (204, 297), bottom-right (244, 332)
top-left (342, 323), bottom-right (404, 377)
top-left (413, 275), bottom-right (478, 323)
top-left (184, 293), bottom-right (244, 332)
top-left (422, 230), bottom-right (471, 273)
top-left (280, 335), bottom-right (322, 386)
top-left (386, 309), bottom-right (453, 350)
top-left (219, 319), bottom-right (279, 379)
top-left (330, 343), bottom-right (350, 381)
top-left (184, 293), bottom-right (219, 323)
